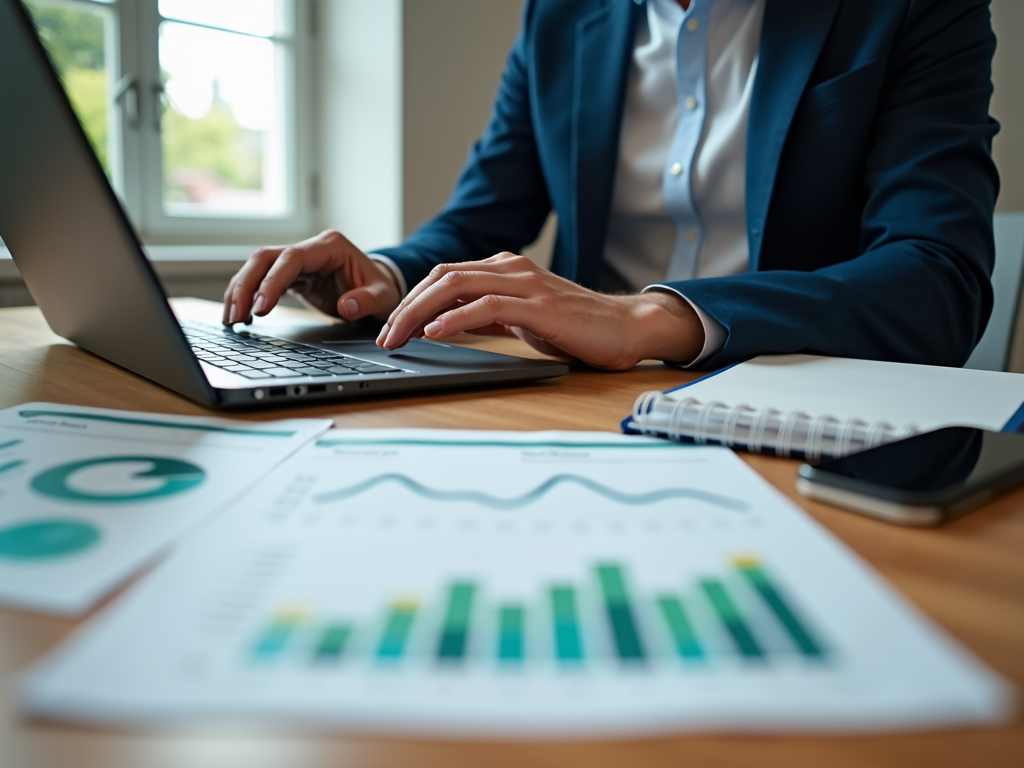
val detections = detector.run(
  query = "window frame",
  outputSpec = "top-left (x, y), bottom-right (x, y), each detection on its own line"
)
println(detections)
top-left (28, 0), bottom-right (318, 246)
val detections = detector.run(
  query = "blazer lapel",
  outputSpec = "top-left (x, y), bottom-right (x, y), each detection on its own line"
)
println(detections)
top-left (746, 0), bottom-right (841, 269)
top-left (571, 0), bottom-right (642, 289)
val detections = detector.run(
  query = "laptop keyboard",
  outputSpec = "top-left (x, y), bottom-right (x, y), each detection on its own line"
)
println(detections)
top-left (182, 321), bottom-right (404, 381)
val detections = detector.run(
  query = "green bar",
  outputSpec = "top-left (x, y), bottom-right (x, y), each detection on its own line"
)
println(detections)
top-left (437, 582), bottom-right (476, 661)
top-left (498, 605), bottom-right (525, 663)
top-left (314, 623), bottom-right (352, 662)
top-left (550, 586), bottom-right (584, 663)
top-left (378, 599), bottom-right (418, 660)
top-left (596, 564), bottom-right (645, 661)
top-left (657, 596), bottom-right (704, 661)
top-left (700, 579), bottom-right (764, 659)
top-left (253, 609), bottom-right (305, 658)
top-left (735, 558), bottom-right (826, 658)
top-left (0, 440), bottom-right (23, 451)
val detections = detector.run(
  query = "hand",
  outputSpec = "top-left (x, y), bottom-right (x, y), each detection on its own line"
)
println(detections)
top-left (378, 253), bottom-right (706, 370)
top-left (221, 230), bottom-right (402, 325)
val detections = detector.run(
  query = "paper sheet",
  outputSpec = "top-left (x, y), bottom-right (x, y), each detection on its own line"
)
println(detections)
top-left (20, 430), bottom-right (1013, 735)
top-left (0, 403), bottom-right (331, 614)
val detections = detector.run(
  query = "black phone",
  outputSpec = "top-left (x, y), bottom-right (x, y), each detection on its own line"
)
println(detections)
top-left (796, 426), bottom-right (1024, 526)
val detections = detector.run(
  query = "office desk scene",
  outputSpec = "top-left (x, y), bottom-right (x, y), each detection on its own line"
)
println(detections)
top-left (2, 0), bottom-right (1024, 766)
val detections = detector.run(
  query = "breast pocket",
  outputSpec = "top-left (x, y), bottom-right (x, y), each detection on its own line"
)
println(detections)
top-left (801, 60), bottom-right (882, 117)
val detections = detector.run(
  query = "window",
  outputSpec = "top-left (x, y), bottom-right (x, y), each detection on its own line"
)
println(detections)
top-left (22, 0), bottom-right (314, 245)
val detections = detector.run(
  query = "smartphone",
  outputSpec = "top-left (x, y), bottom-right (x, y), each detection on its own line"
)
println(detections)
top-left (796, 426), bottom-right (1024, 526)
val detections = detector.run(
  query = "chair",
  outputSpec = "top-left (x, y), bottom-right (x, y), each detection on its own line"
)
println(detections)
top-left (964, 211), bottom-right (1024, 371)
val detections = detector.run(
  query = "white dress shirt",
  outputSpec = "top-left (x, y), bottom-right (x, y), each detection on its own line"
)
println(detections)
top-left (607, 0), bottom-right (765, 364)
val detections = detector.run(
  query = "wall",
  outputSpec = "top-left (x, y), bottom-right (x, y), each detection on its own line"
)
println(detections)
top-left (399, 0), bottom-right (557, 267)
top-left (991, 0), bottom-right (1023, 211)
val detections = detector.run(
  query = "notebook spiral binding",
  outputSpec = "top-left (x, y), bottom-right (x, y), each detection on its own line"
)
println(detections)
top-left (631, 391), bottom-right (919, 461)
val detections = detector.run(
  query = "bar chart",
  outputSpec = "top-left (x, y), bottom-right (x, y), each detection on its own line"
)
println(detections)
top-left (21, 431), bottom-right (1010, 735)
top-left (246, 557), bottom-right (827, 672)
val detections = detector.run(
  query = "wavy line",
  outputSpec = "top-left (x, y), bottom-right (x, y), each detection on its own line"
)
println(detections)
top-left (314, 473), bottom-right (747, 512)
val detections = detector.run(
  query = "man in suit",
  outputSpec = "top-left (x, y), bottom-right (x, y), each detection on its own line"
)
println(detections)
top-left (222, 0), bottom-right (999, 371)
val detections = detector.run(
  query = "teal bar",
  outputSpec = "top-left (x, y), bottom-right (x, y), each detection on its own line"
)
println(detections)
top-left (550, 586), bottom-right (584, 663)
top-left (657, 596), bottom-right (704, 661)
top-left (378, 600), bottom-right (418, 660)
top-left (700, 579), bottom-right (764, 659)
top-left (437, 582), bottom-right (476, 661)
top-left (253, 610), bottom-right (305, 658)
top-left (0, 440), bottom-right (23, 451)
top-left (498, 605), bottom-right (525, 663)
top-left (735, 558), bottom-right (826, 659)
top-left (596, 564), bottom-right (645, 662)
top-left (314, 623), bottom-right (352, 662)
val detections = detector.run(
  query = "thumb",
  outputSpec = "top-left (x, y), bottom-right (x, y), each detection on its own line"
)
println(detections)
top-left (337, 282), bottom-right (397, 321)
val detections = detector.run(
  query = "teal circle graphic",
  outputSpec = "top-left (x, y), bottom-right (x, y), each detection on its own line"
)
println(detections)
top-left (0, 520), bottom-right (100, 560)
top-left (31, 456), bottom-right (206, 503)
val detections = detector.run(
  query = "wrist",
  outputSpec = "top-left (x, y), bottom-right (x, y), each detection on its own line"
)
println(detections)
top-left (629, 292), bottom-right (705, 364)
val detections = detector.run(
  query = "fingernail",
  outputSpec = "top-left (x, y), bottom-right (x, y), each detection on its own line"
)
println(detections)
top-left (252, 295), bottom-right (266, 315)
top-left (376, 323), bottom-right (389, 346)
top-left (341, 298), bottom-right (359, 318)
top-left (424, 321), bottom-right (442, 337)
top-left (229, 303), bottom-right (237, 324)
top-left (245, 314), bottom-right (253, 325)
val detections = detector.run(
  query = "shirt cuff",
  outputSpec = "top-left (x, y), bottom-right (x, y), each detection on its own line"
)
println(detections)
top-left (641, 284), bottom-right (727, 368)
top-left (368, 254), bottom-right (408, 297)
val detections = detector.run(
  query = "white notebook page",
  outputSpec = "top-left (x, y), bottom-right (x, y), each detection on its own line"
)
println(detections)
top-left (665, 355), bottom-right (1024, 432)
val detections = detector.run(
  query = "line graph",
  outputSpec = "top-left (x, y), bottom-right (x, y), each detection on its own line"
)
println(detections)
top-left (314, 473), bottom-right (748, 511)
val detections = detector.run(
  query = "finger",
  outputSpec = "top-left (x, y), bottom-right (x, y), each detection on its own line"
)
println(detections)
top-left (421, 295), bottom-right (550, 341)
top-left (337, 279), bottom-right (398, 321)
top-left (249, 247), bottom-right (312, 316)
top-left (227, 247), bottom-right (284, 323)
top-left (383, 272), bottom-right (541, 349)
top-left (386, 253), bottom-right (531, 326)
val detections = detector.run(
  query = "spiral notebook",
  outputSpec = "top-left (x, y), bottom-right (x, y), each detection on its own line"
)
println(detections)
top-left (622, 354), bottom-right (1024, 461)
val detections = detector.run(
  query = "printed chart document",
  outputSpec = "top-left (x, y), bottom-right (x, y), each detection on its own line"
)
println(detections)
top-left (21, 430), bottom-right (1013, 735)
top-left (0, 403), bottom-right (331, 614)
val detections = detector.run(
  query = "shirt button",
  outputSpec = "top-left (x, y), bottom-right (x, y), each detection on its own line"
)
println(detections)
top-left (685, 229), bottom-right (698, 242)
top-left (686, 18), bottom-right (699, 32)
top-left (669, 162), bottom-right (683, 176)
top-left (684, 95), bottom-right (698, 110)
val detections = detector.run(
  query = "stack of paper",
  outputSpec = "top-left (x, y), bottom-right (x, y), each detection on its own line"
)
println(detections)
top-left (18, 430), bottom-right (1013, 735)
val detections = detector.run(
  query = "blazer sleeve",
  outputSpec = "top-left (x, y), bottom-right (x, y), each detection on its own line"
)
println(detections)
top-left (372, 1), bottom-right (552, 290)
top-left (660, 0), bottom-right (1000, 369)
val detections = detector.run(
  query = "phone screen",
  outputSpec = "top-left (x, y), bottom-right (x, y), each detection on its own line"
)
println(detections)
top-left (809, 427), bottom-right (1024, 496)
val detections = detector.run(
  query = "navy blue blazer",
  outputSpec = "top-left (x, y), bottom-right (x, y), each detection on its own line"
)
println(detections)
top-left (375, 0), bottom-right (999, 369)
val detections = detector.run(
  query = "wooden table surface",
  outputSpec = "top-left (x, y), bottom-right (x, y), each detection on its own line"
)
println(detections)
top-left (1, 303), bottom-right (1022, 768)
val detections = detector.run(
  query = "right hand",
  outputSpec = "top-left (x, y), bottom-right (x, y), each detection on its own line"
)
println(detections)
top-left (221, 230), bottom-right (402, 325)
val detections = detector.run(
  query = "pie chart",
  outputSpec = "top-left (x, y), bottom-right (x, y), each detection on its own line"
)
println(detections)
top-left (30, 456), bottom-right (206, 503)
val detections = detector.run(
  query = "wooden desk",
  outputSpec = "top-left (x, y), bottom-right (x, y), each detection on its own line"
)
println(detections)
top-left (1, 304), bottom-right (1022, 768)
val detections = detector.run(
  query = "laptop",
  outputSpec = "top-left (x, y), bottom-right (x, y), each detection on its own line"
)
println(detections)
top-left (0, 0), bottom-right (567, 409)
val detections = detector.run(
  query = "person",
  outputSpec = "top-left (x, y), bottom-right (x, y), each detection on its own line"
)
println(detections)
top-left (222, 0), bottom-right (999, 371)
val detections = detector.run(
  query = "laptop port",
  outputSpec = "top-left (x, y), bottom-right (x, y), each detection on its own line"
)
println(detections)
top-left (308, 384), bottom-right (326, 394)
top-left (268, 387), bottom-right (286, 398)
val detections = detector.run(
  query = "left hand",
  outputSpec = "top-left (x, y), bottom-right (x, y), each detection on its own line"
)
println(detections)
top-left (377, 253), bottom-right (706, 370)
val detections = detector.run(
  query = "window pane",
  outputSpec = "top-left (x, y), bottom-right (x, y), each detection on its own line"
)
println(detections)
top-left (23, 0), bottom-right (114, 178)
top-left (160, 22), bottom-right (288, 217)
top-left (158, 0), bottom-right (284, 38)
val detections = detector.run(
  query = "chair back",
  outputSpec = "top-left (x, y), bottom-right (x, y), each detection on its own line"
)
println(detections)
top-left (964, 211), bottom-right (1024, 371)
